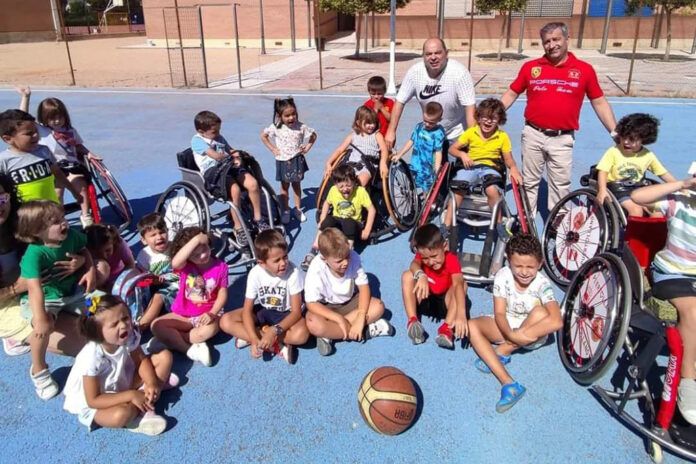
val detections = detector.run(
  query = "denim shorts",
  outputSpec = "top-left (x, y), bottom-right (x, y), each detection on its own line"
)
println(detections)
top-left (453, 165), bottom-right (502, 185)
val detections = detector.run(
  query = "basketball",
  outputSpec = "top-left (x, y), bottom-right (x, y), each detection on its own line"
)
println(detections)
top-left (357, 366), bottom-right (418, 435)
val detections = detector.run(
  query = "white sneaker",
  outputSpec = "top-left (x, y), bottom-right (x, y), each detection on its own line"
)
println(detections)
top-left (186, 342), bottom-right (212, 367)
top-left (3, 337), bottom-right (30, 356)
top-left (126, 411), bottom-right (167, 436)
top-left (281, 210), bottom-right (291, 225)
top-left (80, 214), bottom-right (94, 228)
top-left (235, 338), bottom-right (250, 349)
top-left (30, 366), bottom-right (59, 400)
top-left (277, 343), bottom-right (296, 365)
top-left (365, 318), bottom-right (394, 340)
top-left (679, 379), bottom-right (696, 425)
top-left (293, 208), bottom-right (307, 223)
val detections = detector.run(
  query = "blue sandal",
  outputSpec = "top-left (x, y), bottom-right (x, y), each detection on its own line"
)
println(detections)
top-left (474, 355), bottom-right (511, 374)
top-left (496, 381), bottom-right (526, 413)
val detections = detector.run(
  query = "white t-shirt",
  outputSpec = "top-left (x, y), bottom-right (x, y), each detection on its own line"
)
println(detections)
top-left (38, 125), bottom-right (84, 163)
top-left (396, 59), bottom-right (476, 140)
top-left (492, 266), bottom-right (556, 329)
top-left (304, 250), bottom-right (368, 305)
top-left (63, 329), bottom-right (141, 416)
top-left (136, 246), bottom-right (177, 283)
top-left (262, 122), bottom-right (315, 161)
top-left (245, 262), bottom-right (304, 312)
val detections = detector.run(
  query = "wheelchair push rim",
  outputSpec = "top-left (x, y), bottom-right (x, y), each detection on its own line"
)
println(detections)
top-left (87, 158), bottom-right (133, 231)
top-left (557, 253), bottom-right (632, 385)
top-left (542, 188), bottom-right (610, 288)
top-left (382, 159), bottom-right (418, 231)
top-left (315, 151), bottom-right (349, 223)
top-left (156, 182), bottom-right (209, 241)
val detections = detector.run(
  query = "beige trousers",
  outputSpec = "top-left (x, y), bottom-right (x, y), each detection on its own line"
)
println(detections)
top-left (520, 124), bottom-right (575, 216)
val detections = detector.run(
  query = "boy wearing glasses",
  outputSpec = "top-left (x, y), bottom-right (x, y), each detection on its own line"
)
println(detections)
top-left (446, 98), bottom-right (523, 221)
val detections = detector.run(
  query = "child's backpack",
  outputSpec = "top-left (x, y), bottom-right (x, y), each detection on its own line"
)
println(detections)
top-left (111, 268), bottom-right (155, 323)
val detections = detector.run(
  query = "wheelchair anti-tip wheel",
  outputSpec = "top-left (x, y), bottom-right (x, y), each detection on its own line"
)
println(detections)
top-left (383, 160), bottom-right (418, 231)
top-left (542, 188), bottom-right (614, 287)
top-left (87, 158), bottom-right (133, 230)
top-left (156, 181), bottom-right (209, 241)
top-left (557, 253), bottom-right (632, 385)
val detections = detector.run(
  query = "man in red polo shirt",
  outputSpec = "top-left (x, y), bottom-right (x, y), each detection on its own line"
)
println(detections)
top-left (501, 22), bottom-right (617, 216)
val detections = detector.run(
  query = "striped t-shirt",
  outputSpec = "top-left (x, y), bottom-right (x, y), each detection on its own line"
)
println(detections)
top-left (653, 191), bottom-right (696, 276)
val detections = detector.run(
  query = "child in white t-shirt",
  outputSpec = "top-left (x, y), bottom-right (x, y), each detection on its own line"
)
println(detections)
top-left (304, 228), bottom-right (393, 356)
top-left (63, 294), bottom-right (178, 435)
top-left (468, 233), bottom-right (562, 413)
top-left (220, 230), bottom-right (308, 364)
top-left (136, 213), bottom-right (178, 330)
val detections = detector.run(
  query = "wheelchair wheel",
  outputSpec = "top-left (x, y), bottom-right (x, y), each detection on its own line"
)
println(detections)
top-left (155, 182), bottom-right (209, 241)
top-left (416, 162), bottom-right (451, 228)
top-left (87, 158), bottom-right (133, 230)
top-left (382, 160), bottom-right (418, 231)
top-left (315, 152), bottom-right (349, 222)
top-left (542, 188), bottom-right (612, 287)
top-left (557, 253), bottom-right (632, 385)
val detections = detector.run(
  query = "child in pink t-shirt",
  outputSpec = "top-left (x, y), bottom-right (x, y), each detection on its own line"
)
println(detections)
top-left (150, 227), bottom-right (227, 367)
top-left (85, 224), bottom-right (135, 290)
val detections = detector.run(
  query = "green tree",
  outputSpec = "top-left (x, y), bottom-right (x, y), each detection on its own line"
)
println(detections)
top-left (476, 0), bottom-right (528, 60)
top-left (319, 0), bottom-right (411, 57)
top-left (626, 0), bottom-right (696, 60)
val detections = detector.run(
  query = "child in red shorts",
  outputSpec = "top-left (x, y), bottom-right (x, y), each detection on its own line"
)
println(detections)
top-left (401, 224), bottom-right (468, 349)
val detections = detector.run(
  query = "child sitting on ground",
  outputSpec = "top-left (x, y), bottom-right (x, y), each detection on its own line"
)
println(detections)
top-left (392, 102), bottom-right (446, 194)
top-left (445, 98), bottom-right (522, 225)
top-left (401, 223), bottom-right (468, 349)
top-left (15, 200), bottom-right (97, 400)
top-left (150, 227), bottom-right (226, 367)
top-left (191, 110), bottom-right (267, 247)
top-left (219, 229), bottom-right (309, 364)
top-left (468, 233), bottom-right (562, 413)
top-left (136, 213), bottom-right (179, 331)
top-left (324, 106), bottom-right (390, 187)
top-left (63, 294), bottom-right (177, 435)
top-left (18, 86), bottom-right (103, 227)
top-left (304, 228), bottom-right (393, 356)
top-left (0, 109), bottom-right (80, 205)
top-left (85, 224), bottom-right (135, 291)
top-left (302, 164), bottom-right (376, 270)
top-left (596, 113), bottom-right (676, 217)
top-left (362, 76), bottom-right (394, 138)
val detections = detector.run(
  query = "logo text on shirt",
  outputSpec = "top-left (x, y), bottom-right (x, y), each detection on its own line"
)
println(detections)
top-left (419, 84), bottom-right (445, 100)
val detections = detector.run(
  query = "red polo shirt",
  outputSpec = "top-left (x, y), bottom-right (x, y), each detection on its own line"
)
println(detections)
top-left (414, 251), bottom-right (461, 295)
top-left (363, 97), bottom-right (395, 136)
top-left (509, 52), bottom-right (604, 131)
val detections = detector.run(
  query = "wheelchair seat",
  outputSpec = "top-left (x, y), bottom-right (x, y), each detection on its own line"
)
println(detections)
top-left (176, 148), bottom-right (209, 195)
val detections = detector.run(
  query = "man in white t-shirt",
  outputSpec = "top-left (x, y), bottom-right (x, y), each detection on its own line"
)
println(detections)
top-left (385, 38), bottom-right (476, 149)
top-left (304, 228), bottom-right (393, 356)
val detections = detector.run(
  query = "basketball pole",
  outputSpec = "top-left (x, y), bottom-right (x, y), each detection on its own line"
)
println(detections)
top-left (386, 0), bottom-right (396, 95)
top-left (313, 0), bottom-right (323, 90)
top-left (56, 3), bottom-right (76, 86)
top-left (233, 3), bottom-right (243, 89)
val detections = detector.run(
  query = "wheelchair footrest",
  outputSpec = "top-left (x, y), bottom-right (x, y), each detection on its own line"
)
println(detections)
top-left (458, 252), bottom-right (482, 276)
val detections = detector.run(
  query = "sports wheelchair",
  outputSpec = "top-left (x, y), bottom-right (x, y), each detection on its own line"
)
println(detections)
top-left (315, 147), bottom-right (419, 242)
top-left (411, 160), bottom-right (536, 286)
top-left (542, 165), bottom-right (657, 288)
top-left (155, 148), bottom-right (285, 270)
top-left (63, 157), bottom-right (133, 232)
top-left (557, 215), bottom-right (696, 462)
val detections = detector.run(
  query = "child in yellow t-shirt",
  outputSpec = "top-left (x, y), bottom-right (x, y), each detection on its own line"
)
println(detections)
top-left (446, 99), bottom-right (522, 225)
top-left (596, 113), bottom-right (676, 217)
top-left (302, 164), bottom-right (376, 270)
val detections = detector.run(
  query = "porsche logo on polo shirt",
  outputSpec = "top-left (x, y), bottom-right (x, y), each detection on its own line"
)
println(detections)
top-left (531, 66), bottom-right (542, 78)
top-left (568, 69), bottom-right (580, 79)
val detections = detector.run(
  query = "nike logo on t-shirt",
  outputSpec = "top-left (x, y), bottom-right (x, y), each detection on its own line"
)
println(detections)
top-left (419, 84), bottom-right (444, 100)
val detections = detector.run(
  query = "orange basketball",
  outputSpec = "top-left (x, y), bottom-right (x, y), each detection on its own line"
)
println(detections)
top-left (357, 366), bottom-right (418, 435)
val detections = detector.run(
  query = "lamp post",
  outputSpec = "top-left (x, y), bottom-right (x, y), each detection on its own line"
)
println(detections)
top-left (233, 3), bottom-right (242, 88)
top-left (387, 0), bottom-right (396, 94)
top-left (259, 0), bottom-right (266, 54)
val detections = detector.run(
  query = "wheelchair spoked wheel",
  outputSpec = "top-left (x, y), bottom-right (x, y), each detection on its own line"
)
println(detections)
top-left (382, 160), bottom-right (418, 231)
top-left (557, 253), bottom-right (632, 385)
top-left (156, 181), bottom-right (210, 242)
top-left (542, 188), bottom-right (612, 287)
top-left (87, 158), bottom-right (133, 230)
top-left (416, 162), bottom-right (451, 227)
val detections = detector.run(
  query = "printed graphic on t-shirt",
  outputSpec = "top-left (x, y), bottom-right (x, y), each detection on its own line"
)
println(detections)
top-left (615, 163), bottom-right (643, 182)
top-left (335, 200), bottom-right (357, 219)
top-left (9, 159), bottom-right (53, 186)
top-left (185, 273), bottom-right (215, 303)
top-left (419, 84), bottom-right (445, 100)
top-left (258, 285), bottom-right (287, 311)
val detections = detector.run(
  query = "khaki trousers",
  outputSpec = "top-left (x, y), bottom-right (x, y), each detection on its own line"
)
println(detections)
top-left (520, 124), bottom-right (575, 216)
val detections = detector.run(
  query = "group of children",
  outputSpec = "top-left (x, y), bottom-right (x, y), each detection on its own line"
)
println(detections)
top-left (0, 73), bottom-right (692, 435)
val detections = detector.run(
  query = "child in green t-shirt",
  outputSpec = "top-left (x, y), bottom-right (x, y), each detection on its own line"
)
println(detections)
top-left (15, 200), bottom-right (97, 400)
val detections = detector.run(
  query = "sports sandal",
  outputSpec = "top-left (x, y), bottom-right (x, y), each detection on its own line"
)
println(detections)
top-left (496, 381), bottom-right (527, 413)
top-left (474, 354), bottom-right (511, 374)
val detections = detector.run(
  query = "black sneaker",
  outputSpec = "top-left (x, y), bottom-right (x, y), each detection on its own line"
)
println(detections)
top-left (234, 228), bottom-right (249, 248)
top-left (256, 219), bottom-right (271, 232)
top-left (301, 249), bottom-right (318, 272)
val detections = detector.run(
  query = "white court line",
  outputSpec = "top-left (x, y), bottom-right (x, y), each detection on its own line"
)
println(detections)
top-left (1, 87), bottom-right (695, 105)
